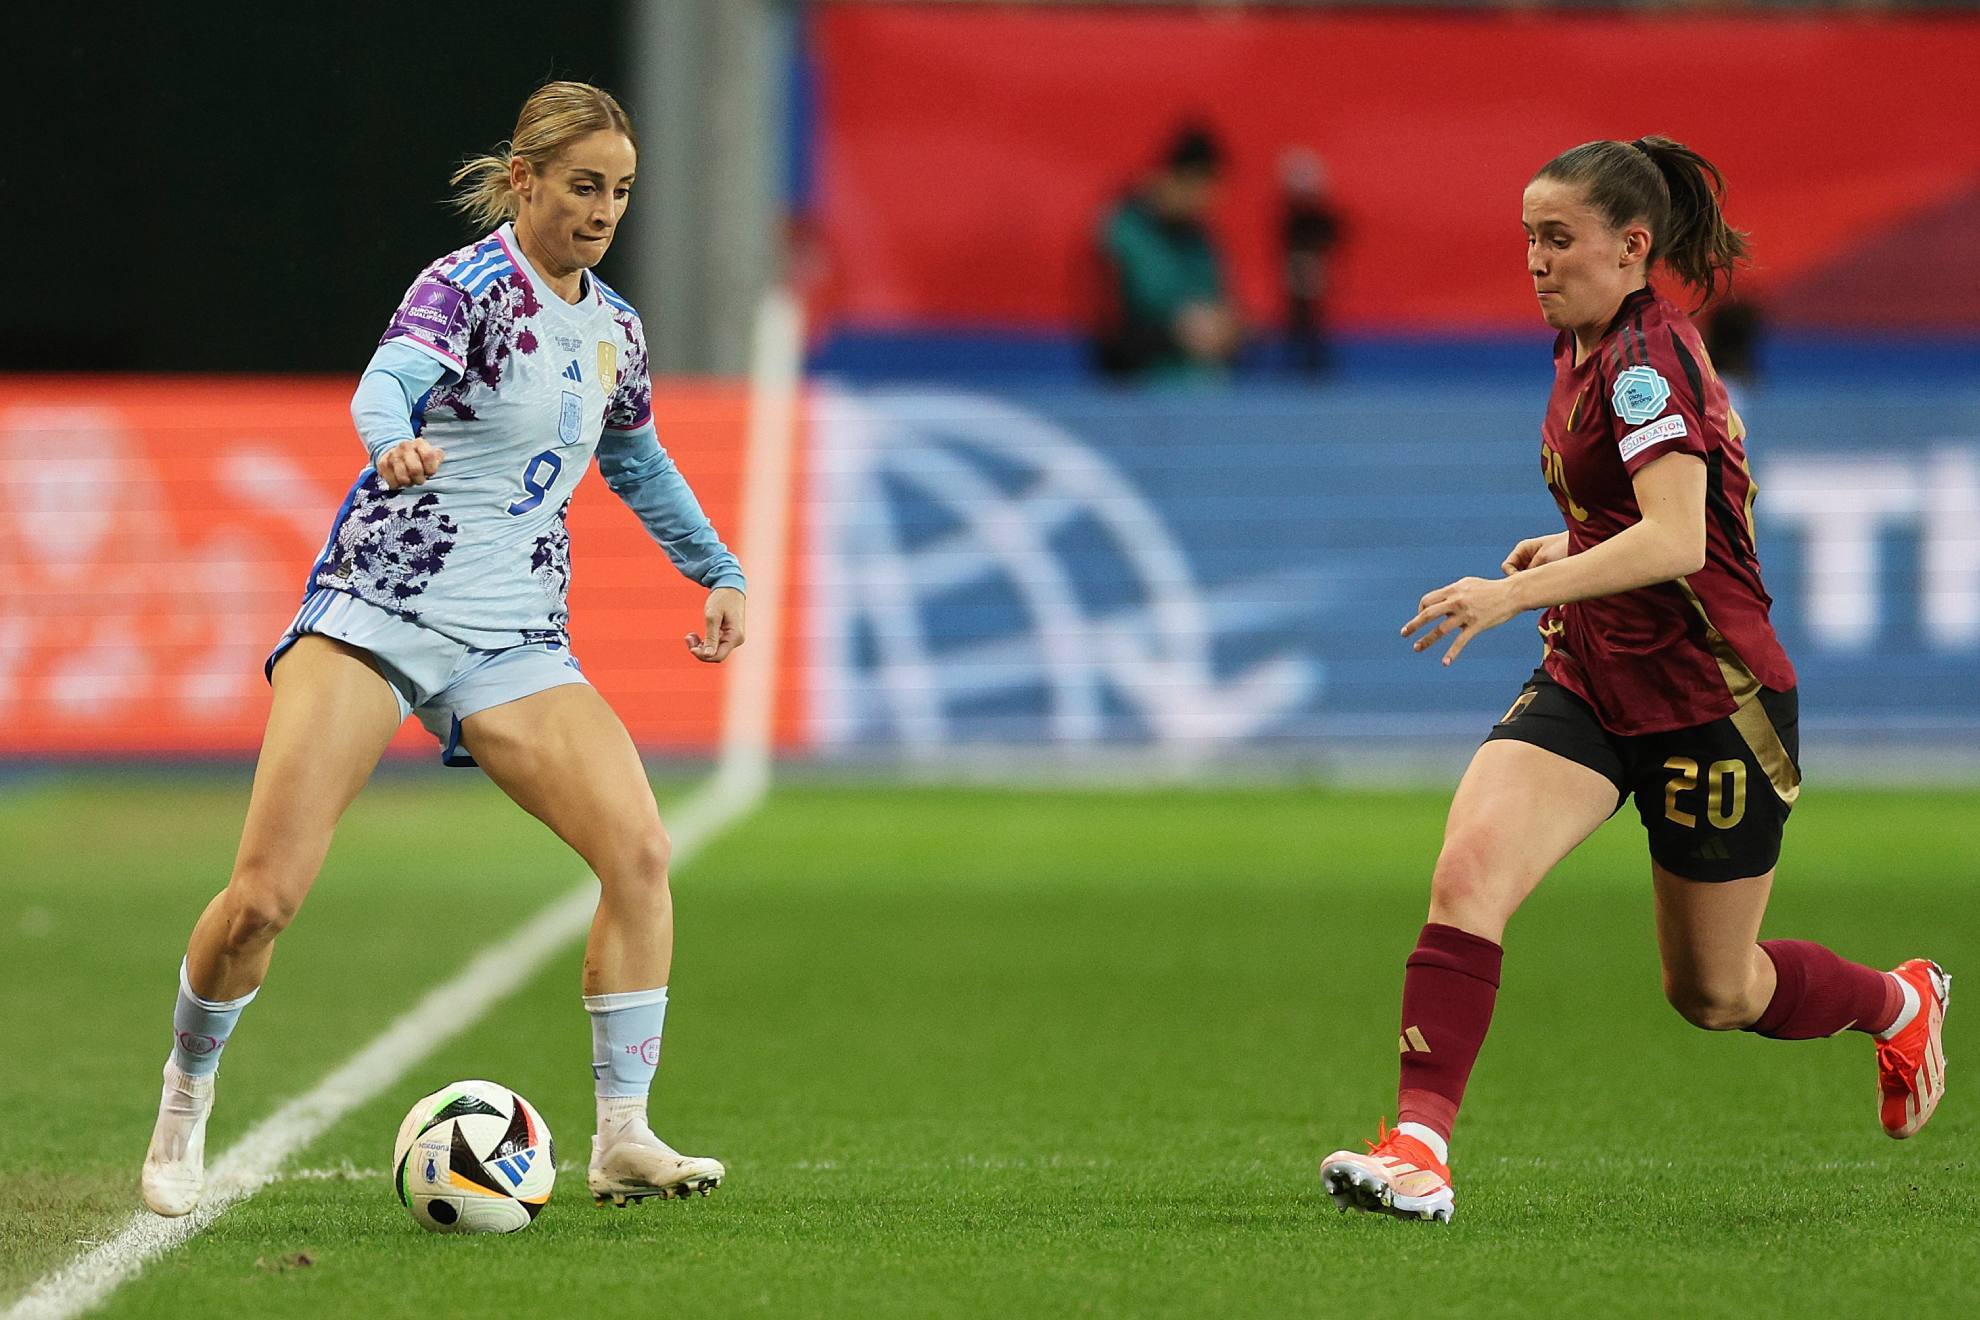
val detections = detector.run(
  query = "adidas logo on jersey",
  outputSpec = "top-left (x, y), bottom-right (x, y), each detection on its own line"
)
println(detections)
top-left (562, 359), bottom-right (583, 383)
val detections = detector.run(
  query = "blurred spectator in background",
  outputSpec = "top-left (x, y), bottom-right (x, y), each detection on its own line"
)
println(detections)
top-left (1280, 147), bottom-right (1345, 376)
top-left (1090, 122), bottom-right (1241, 385)
top-left (1704, 299), bottom-right (1766, 414)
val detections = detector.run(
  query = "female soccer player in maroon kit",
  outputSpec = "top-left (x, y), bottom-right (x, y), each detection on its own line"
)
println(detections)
top-left (1320, 137), bottom-right (1950, 1224)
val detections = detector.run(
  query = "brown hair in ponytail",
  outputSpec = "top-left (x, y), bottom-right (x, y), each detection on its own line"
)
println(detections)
top-left (1533, 135), bottom-right (1749, 309)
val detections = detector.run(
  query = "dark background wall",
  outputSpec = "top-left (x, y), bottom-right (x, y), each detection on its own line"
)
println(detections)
top-left (11, 4), bottom-right (630, 374)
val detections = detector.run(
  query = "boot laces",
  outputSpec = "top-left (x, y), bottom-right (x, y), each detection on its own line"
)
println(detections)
top-left (1875, 1037), bottom-right (1915, 1092)
top-left (1364, 1117), bottom-right (1434, 1166)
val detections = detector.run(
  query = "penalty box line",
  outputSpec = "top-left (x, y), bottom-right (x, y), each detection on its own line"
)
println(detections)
top-left (5, 772), bottom-right (764, 1320)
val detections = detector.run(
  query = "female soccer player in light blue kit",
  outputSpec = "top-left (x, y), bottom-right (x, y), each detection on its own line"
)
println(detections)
top-left (142, 83), bottom-right (742, 1216)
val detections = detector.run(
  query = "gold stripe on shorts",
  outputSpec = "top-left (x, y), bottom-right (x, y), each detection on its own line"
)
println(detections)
top-left (1676, 579), bottom-right (1800, 806)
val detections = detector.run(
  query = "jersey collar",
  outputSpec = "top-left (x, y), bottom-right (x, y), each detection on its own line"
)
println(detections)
top-left (497, 222), bottom-right (596, 312)
top-left (1602, 285), bottom-right (1658, 341)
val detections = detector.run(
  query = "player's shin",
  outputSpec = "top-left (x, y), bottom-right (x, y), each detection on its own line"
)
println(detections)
top-left (584, 985), bottom-right (668, 1145)
top-left (143, 959), bottom-right (254, 1216)
top-left (171, 956), bottom-right (258, 1077)
top-left (1745, 940), bottom-right (1900, 1039)
top-left (1396, 923), bottom-right (1504, 1159)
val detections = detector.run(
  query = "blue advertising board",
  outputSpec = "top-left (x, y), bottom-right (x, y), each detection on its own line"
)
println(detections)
top-left (805, 383), bottom-right (1980, 774)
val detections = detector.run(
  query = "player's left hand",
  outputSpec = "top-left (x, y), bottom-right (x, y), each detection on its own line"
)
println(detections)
top-left (685, 587), bottom-right (746, 663)
top-left (1402, 576), bottom-right (1521, 667)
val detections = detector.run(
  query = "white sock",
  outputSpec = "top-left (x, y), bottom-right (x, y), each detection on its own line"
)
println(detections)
top-left (1876, 974), bottom-right (1920, 1041)
top-left (596, 1095), bottom-right (655, 1148)
top-left (157, 1060), bottom-right (213, 1140)
top-left (1396, 1121), bottom-right (1449, 1165)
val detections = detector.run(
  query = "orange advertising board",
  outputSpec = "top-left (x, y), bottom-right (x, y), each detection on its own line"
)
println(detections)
top-left (0, 377), bottom-right (794, 758)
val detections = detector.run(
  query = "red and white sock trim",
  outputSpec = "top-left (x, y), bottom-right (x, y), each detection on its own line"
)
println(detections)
top-left (1877, 973), bottom-right (1921, 1042)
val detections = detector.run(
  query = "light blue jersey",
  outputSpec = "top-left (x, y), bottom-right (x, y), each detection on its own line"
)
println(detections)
top-left (310, 223), bottom-right (745, 651)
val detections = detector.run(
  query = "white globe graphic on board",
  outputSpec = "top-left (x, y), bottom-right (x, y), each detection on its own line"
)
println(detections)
top-left (810, 387), bottom-right (1320, 761)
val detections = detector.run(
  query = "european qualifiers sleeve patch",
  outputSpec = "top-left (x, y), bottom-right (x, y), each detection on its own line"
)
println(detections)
top-left (1610, 365), bottom-right (1672, 426)
top-left (392, 280), bottom-right (467, 346)
top-left (1617, 413), bottom-right (1689, 463)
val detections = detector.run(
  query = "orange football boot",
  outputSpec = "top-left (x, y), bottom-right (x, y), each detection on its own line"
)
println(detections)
top-left (1320, 1120), bottom-right (1454, 1223)
top-left (1878, 959), bottom-right (1951, 1139)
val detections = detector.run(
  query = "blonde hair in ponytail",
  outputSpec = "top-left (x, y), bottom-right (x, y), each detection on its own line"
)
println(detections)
top-left (450, 81), bottom-right (639, 231)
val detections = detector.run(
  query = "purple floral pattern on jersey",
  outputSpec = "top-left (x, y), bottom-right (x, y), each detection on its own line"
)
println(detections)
top-left (383, 234), bottom-right (641, 430)
top-left (605, 311), bottom-right (652, 430)
top-left (530, 499), bottom-right (574, 626)
top-left (315, 473), bottom-right (460, 615)
top-left (420, 273), bottom-right (546, 422)
top-left (475, 275), bottom-right (544, 381)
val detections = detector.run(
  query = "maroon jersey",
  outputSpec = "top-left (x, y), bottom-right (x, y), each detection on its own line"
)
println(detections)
top-left (1535, 286), bottom-right (1795, 735)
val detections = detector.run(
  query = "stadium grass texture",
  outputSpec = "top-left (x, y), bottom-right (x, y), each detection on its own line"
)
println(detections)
top-left (3, 772), bottom-right (1975, 1317)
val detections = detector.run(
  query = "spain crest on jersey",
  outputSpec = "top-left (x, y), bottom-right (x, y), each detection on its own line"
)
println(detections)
top-left (1611, 365), bottom-right (1671, 425)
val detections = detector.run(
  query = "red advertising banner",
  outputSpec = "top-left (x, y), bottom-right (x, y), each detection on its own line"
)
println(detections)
top-left (0, 378), bottom-right (798, 758)
top-left (813, 7), bottom-right (1980, 332)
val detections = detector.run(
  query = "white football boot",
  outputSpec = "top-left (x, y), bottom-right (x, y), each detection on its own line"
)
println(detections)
top-left (588, 1132), bottom-right (725, 1206)
top-left (140, 1060), bottom-right (216, 1217)
top-left (1320, 1120), bottom-right (1455, 1223)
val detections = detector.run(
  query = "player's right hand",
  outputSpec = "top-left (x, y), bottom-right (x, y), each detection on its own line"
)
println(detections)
top-left (1501, 531), bottom-right (1569, 575)
top-left (377, 439), bottom-right (445, 490)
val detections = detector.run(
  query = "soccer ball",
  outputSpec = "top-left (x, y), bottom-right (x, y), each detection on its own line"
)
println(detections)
top-left (392, 1080), bottom-right (555, 1233)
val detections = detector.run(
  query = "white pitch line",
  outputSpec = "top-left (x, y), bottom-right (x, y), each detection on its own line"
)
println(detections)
top-left (4, 772), bottom-right (762, 1320)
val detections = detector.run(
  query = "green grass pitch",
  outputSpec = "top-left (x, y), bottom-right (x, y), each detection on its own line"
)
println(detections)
top-left (2, 771), bottom-right (1975, 1317)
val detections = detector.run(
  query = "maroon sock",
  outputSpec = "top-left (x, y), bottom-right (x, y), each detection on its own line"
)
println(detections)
top-left (1395, 922), bottom-right (1503, 1145)
top-left (1748, 939), bottom-right (1901, 1039)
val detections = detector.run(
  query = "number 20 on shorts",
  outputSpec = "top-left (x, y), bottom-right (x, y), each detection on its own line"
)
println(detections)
top-left (1662, 756), bottom-right (1747, 829)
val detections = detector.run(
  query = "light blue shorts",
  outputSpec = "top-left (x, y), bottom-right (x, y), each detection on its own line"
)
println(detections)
top-left (264, 588), bottom-right (590, 767)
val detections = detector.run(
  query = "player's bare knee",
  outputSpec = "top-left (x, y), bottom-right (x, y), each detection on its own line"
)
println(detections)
top-left (1664, 981), bottom-right (1755, 1032)
top-left (1429, 839), bottom-right (1510, 926)
top-left (221, 886), bottom-right (300, 950)
top-left (629, 824), bottom-right (671, 882)
top-left (221, 853), bottom-right (309, 945)
top-left (600, 826), bottom-right (671, 903)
